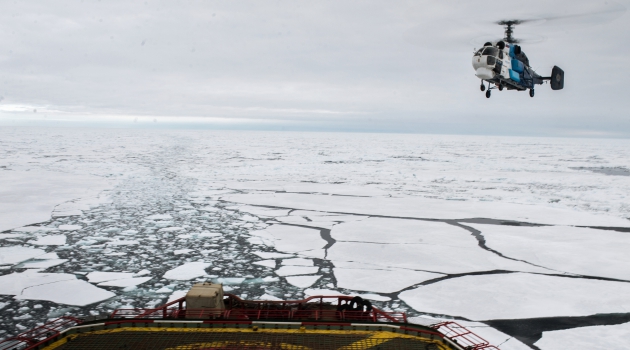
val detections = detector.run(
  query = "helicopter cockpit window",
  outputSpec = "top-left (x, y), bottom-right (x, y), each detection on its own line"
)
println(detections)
top-left (498, 50), bottom-right (503, 59)
top-left (482, 47), bottom-right (498, 57)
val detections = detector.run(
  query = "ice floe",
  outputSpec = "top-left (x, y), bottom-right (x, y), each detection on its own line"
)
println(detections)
top-left (106, 240), bottom-right (139, 246)
top-left (0, 233), bottom-right (26, 239)
top-left (167, 290), bottom-right (188, 303)
top-left (253, 260), bottom-right (277, 268)
top-left (0, 170), bottom-right (112, 232)
top-left (468, 224), bottom-right (630, 280)
top-left (29, 235), bottom-right (67, 246)
top-left (274, 266), bottom-right (319, 276)
top-left (285, 275), bottom-right (321, 288)
top-left (0, 247), bottom-right (46, 265)
top-left (87, 272), bottom-right (135, 283)
top-left (18, 259), bottom-right (68, 269)
top-left (0, 271), bottom-right (114, 306)
top-left (237, 206), bottom-right (291, 217)
top-left (333, 266), bottom-right (442, 293)
top-left (327, 240), bottom-right (548, 276)
top-left (281, 258), bottom-right (314, 266)
top-left (58, 224), bottom-right (82, 231)
top-left (304, 289), bottom-right (350, 297)
top-left (253, 252), bottom-right (294, 259)
top-left (17, 279), bottom-right (115, 306)
top-left (163, 262), bottom-right (210, 280)
top-left (258, 293), bottom-right (283, 301)
top-left (253, 225), bottom-right (325, 257)
top-left (536, 321), bottom-right (630, 350)
top-left (98, 277), bottom-right (152, 287)
top-left (399, 273), bottom-right (630, 320)
top-left (223, 193), bottom-right (630, 227)
top-left (0, 271), bottom-right (75, 295)
top-left (158, 227), bottom-right (184, 232)
top-left (10, 226), bottom-right (55, 233)
top-left (146, 214), bottom-right (173, 220)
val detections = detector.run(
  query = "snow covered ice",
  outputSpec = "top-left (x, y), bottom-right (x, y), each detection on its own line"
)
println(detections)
top-left (1, 128), bottom-right (630, 349)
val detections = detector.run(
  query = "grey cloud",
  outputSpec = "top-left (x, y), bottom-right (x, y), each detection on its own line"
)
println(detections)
top-left (0, 0), bottom-right (628, 136)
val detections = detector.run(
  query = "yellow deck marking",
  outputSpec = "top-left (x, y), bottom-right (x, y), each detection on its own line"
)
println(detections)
top-left (337, 331), bottom-right (448, 350)
top-left (41, 326), bottom-right (444, 350)
top-left (165, 341), bottom-right (310, 350)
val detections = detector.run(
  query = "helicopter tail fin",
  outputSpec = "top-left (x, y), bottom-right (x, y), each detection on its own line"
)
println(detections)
top-left (550, 66), bottom-right (564, 90)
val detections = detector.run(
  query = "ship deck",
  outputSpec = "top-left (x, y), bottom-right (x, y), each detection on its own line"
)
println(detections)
top-left (38, 320), bottom-right (448, 350)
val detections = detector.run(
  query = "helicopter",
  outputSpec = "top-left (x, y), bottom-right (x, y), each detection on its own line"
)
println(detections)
top-left (472, 20), bottom-right (564, 98)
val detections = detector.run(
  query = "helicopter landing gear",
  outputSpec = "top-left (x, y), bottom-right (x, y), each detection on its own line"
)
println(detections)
top-left (498, 84), bottom-right (503, 91)
top-left (480, 83), bottom-right (485, 91)
top-left (485, 90), bottom-right (491, 98)
top-left (529, 89), bottom-right (535, 97)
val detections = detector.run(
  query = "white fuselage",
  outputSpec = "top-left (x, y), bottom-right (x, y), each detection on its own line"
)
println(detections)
top-left (472, 45), bottom-right (511, 81)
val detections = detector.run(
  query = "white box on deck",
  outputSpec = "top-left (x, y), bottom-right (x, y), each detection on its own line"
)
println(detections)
top-left (185, 283), bottom-right (225, 310)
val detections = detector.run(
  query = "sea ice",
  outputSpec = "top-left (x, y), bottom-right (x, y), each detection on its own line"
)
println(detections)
top-left (223, 193), bottom-right (630, 227)
top-left (408, 316), bottom-right (531, 350)
top-left (106, 240), bottom-right (139, 246)
top-left (167, 290), bottom-right (188, 303)
top-left (253, 260), bottom-right (276, 268)
top-left (163, 262), bottom-right (210, 280)
top-left (146, 214), bottom-right (172, 220)
top-left (0, 233), bottom-right (26, 239)
top-left (468, 224), bottom-right (630, 280)
top-left (0, 247), bottom-right (46, 265)
top-left (237, 205), bottom-right (290, 217)
top-left (158, 227), bottom-right (183, 232)
top-left (357, 294), bottom-right (390, 302)
top-left (198, 231), bottom-right (221, 238)
top-left (258, 293), bottom-right (283, 301)
top-left (98, 277), bottom-right (152, 287)
top-left (535, 321), bottom-right (630, 350)
top-left (29, 235), bottom-right (67, 246)
top-left (0, 170), bottom-right (112, 232)
top-left (331, 218), bottom-right (465, 243)
top-left (18, 259), bottom-right (68, 269)
top-left (253, 252), bottom-right (294, 259)
top-left (254, 225), bottom-right (325, 256)
top-left (16, 279), bottom-right (115, 306)
top-left (174, 249), bottom-right (194, 255)
top-left (304, 289), bottom-right (350, 297)
top-left (87, 272), bottom-right (135, 283)
top-left (399, 273), bottom-right (630, 320)
top-left (274, 266), bottom-right (319, 276)
top-left (0, 271), bottom-right (75, 295)
top-left (281, 258), bottom-right (313, 266)
top-left (11, 226), bottom-right (54, 233)
top-left (285, 275), bottom-right (321, 288)
top-left (333, 266), bottom-right (443, 293)
top-left (214, 277), bottom-right (246, 285)
top-left (58, 225), bottom-right (82, 231)
top-left (328, 240), bottom-right (548, 276)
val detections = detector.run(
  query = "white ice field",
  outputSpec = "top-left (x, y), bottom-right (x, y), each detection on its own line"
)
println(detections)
top-left (1, 127), bottom-right (630, 349)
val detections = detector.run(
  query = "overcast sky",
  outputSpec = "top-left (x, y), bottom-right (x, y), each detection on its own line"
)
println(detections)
top-left (0, 0), bottom-right (628, 137)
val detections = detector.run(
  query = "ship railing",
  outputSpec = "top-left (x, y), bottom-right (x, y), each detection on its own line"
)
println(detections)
top-left (0, 316), bottom-right (82, 350)
top-left (110, 307), bottom-right (407, 323)
top-left (431, 321), bottom-right (501, 350)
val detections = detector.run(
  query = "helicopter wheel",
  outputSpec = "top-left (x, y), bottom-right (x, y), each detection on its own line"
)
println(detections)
top-left (485, 90), bottom-right (491, 98)
top-left (498, 84), bottom-right (503, 91)
top-left (529, 89), bottom-right (535, 97)
top-left (480, 83), bottom-right (485, 92)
